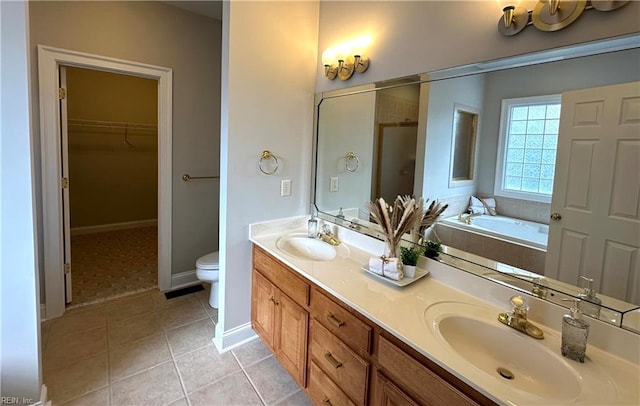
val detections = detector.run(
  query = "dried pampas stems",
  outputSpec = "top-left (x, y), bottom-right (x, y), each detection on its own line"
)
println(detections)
top-left (418, 199), bottom-right (449, 240)
top-left (367, 196), bottom-right (424, 258)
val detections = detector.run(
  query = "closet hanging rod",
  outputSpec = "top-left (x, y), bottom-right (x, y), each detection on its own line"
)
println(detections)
top-left (68, 118), bottom-right (157, 132)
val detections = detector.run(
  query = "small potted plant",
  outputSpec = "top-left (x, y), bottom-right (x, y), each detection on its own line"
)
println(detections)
top-left (400, 245), bottom-right (422, 278)
top-left (424, 240), bottom-right (442, 259)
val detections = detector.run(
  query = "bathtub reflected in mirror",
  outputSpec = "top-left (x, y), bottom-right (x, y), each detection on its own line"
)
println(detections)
top-left (435, 214), bottom-right (547, 274)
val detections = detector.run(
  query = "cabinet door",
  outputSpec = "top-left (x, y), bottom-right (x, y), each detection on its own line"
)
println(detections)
top-left (251, 271), bottom-right (276, 351)
top-left (275, 290), bottom-right (309, 388)
top-left (372, 371), bottom-right (419, 406)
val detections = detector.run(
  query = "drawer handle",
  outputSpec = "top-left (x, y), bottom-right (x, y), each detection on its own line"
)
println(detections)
top-left (326, 314), bottom-right (345, 328)
top-left (321, 397), bottom-right (333, 406)
top-left (323, 352), bottom-right (343, 369)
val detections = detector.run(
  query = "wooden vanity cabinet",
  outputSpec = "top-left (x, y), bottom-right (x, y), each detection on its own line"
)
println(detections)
top-left (251, 245), bottom-right (495, 406)
top-left (251, 246), bottom-right (309, 388)
top-left (374, 335), bottom-right (481, 406)
top-left (372, 371), bottom-right (420, 406)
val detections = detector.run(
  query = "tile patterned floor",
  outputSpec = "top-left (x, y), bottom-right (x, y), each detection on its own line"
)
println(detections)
top-left (69, 227), bottom-right (158, 308)
top-left (42, 286), bottom-right (311, 406)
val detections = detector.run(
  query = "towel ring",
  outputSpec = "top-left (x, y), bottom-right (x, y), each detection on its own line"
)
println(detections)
top-left (345, 152), bottom-right (359, 172)
top-left (259, 150), bottom-right (278, 175)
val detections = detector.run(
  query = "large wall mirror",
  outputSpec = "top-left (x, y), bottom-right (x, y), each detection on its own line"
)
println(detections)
top-left (313, 35), bottom-right (640, 332)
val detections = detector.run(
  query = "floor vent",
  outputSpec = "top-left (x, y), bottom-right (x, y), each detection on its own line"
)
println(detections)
top-left (164, 284), bottom-right (204, 299)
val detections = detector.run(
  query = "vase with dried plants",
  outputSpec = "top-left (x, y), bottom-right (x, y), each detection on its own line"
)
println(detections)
top-left (414, 198), bottom-right (449, 246)
top-left (367, 196), bottom-right (424, 264)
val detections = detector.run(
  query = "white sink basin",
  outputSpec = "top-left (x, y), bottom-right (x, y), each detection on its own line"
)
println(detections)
top-left (276, 233), bottom-right (349, 261)
top-left (424, 302), bottom-right (582, 401)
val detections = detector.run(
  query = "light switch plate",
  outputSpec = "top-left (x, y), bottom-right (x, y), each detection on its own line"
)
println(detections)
top-left (330, 177), bottom-right (339, 192)
top-left (281, 179), bottom-right (291, 196)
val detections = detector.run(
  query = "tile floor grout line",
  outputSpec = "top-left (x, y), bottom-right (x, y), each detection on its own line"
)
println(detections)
top-left (107, 334), bottom-right (175, 385)
top-left (234, 353), bottom-right (274, 371)
top-left (160, 316), bottom-right (211, 334)
top-left (232, 351), bottom-right (268, 406)
top-left (55, 383), bottom-right (111, 406)
top-left (109, 358), bottom-right (176, 387)
top-left (167, 339), bottom-right (215, 362)
top-left (107, 328), bottom-right (167, 353)
top-left (105, 314), bottom-right (113, 406)
top-left (42, 348), bottom-right (110, 377)
top-left (163, 329), bottom-right (193, 406)
top-left (176, 366), bottom-right (249, 404)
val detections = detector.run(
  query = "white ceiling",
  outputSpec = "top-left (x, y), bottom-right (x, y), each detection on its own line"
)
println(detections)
top-left (164, 1), bottom-right (222, 21)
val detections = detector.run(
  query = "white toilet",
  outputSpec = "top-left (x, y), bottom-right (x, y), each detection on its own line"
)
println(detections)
top-left (195, 251), bottom-right (220, 309)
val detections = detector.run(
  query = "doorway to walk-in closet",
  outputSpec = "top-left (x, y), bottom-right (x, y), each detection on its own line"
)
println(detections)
top-left (63, 66), bottom-right (159, 308)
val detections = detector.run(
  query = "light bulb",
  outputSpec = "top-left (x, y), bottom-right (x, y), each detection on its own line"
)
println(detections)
top-left (321, 48), bottom-right (336, 66)
top-left (334, 44), bottom-right (351, 62)
top-left (350, 35), bottom-right (372, 57)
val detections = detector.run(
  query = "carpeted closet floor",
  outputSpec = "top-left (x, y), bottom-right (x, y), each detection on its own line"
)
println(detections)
top-left (68, 226), bottom-right (158, 308)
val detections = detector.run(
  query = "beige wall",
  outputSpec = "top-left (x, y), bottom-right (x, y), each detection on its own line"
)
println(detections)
top-left (219, 1), bottom-right (319, 341)
top-left (67, 67), bottom-right (158, 123)
top-left (316, 1), bottom-right (640, 92)
top-left (29, 1), bottom-right (222, 299)
top-left (66, 67), bottom-right (158, 228)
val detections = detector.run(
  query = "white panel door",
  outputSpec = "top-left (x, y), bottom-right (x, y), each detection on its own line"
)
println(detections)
top-left (59, 65), bottom-right (72, 304)
top-left (546, 81), bottom-right (640, 304)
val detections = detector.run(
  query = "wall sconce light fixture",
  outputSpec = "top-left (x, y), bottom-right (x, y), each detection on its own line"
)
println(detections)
top-left (323, 37), bottom-right (371, 81)
top-left (498, 4), bottom-right (530, 36)
top-left (498, 0), bottom-right (629, 36)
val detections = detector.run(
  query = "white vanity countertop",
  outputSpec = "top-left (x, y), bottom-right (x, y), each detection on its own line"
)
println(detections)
top-left (249, 216), bottom-right (640, 406)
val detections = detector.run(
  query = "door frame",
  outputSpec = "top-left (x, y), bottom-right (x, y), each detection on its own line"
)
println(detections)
top-left (38, 45), bottom-right (173, 319)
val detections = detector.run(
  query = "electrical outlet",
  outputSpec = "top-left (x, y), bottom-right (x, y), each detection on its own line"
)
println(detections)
top-left (281, 179), bottom-right (291, 196)
top-left (330, 177), bottom-right (339, 192)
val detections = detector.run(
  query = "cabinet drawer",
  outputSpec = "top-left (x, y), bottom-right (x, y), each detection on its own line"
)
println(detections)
top-left (308, 361), bottom-right (357, 406)
top-left (372, 370), bottom-right (419, 406)
top-left (311, 288), bottom-right (372, 354)
top-left (310, 320), bottom-right (369, 405)
top-left (377, 336), bottom-right (477, 406)
top-left (253, 246), bottom-right (309, 306)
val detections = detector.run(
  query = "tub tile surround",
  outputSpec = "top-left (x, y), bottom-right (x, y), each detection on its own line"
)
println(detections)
top-left (249, 215), bottom-right (640, 405)
top-left (484, 195), bottom-right (551, 225)
top-left (434, 221), bottom-right (546, 275)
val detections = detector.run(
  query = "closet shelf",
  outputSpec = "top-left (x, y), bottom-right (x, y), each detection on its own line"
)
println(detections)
top-left (68, 118), bottom-right (157, 135)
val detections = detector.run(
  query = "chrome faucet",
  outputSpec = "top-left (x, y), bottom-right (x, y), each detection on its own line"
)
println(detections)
top-left (318, 224), bottom-right (341, 246)
top-left (498, 296), bottom-right (544, 339)
top-left (458, 211), bottom-right (482, 224)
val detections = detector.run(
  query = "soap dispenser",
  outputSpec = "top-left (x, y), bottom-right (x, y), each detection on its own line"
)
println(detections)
top-left (577, 276), bottom-right (602, 319)
top-left (308, 205), bottom-right (318, 238)
top-left (561, 298), bottom-right (589, 363)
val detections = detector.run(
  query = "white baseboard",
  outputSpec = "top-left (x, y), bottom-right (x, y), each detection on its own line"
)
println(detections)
top-left (213, 322), bottom-right (257, 353)
top-left (70, 219), bottom-right (158, 236)
top-left (31, 384), bottom-right (50, 406)
top-left (40, 304), bottom-right (47, 321)
top-left (170, 270), bottom-right (199, 290)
